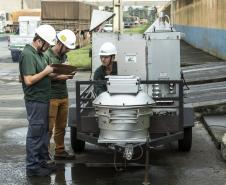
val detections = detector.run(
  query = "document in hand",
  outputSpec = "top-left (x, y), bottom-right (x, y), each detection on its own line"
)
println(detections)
top-left (51, 64), bottom-right (77, 75)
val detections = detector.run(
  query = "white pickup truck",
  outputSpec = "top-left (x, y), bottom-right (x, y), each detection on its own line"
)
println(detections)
top-left (8, 16), bottom-right (40, 62)
top-left (8, 35), bottom-right (33, 62)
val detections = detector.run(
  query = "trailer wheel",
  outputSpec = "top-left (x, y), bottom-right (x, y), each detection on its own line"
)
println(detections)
top-left (178, 127), bottom-right (192, 152)
top-left (70, 127), bottom-right (85, 153)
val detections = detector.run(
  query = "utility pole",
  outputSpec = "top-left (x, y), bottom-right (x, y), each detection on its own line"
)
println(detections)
top-left (21, 0), bottom-right (24, 9)
top-left (113, 0), bottom-right (123, 33)
top-left (170, 0), bottom-right (174, 25)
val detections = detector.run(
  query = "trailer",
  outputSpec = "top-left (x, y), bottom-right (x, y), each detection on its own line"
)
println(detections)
top-left (8, 16), bottom-right (40, 62)
top-left (68, 11), bottom-right (194, 184)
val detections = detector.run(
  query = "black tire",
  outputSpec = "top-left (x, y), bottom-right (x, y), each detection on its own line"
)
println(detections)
top-left (70, 127), bottom-right (85, 153)
top-left (178, 127), bottom-right (192, 152)
top-left (11, 50), bottom-right (21, 62)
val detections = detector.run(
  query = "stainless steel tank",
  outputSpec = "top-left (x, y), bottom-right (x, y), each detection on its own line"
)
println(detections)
top-left (93, 76), bottom-right (155, 144)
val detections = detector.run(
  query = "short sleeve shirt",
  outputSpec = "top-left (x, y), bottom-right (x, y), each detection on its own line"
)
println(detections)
top-left (44, 48), bottom-right (68, 99)
top-left (93, 62), bottom-right (117, 96)
top-left (19, 44), bottom-right (51, 103)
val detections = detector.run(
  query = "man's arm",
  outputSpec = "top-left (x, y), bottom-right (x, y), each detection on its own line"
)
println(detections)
top-left (23, 65), bottom-right (53, 86)
top-left (93, 68), bottom-right (106, 96)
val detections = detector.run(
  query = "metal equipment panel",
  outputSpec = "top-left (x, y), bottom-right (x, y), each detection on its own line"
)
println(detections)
top-left (117, 34), bottom-right (147, 80)
top-left (92, 33), bottom-right (147, 80)
top-left (147, 39), bottom-right (180, 81)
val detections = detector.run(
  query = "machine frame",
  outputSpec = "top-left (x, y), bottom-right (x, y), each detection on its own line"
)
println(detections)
top-left (68, 79), bottom-right (193, 152)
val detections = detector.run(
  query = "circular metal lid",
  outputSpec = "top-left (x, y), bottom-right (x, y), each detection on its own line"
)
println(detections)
top-left (93, 92), bottom-right (155, 107)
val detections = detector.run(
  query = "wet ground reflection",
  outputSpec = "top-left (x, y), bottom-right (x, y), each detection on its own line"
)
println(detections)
top-left (26, 163), bottom-right (145, 185)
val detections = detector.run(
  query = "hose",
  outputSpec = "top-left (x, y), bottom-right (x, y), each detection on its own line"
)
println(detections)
top-left (113, 150), bottom-right (127, 172)
top-left (131, 145), bottom-right (144, 161)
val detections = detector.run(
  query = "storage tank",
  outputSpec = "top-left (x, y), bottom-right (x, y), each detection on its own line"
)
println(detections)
top-left (93, 76), bottom-right (155, 145)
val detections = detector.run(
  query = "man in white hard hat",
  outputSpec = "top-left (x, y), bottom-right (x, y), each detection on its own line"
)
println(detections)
top-left (94, 42), bottom-right (118, 96)
top-left (44, 29), bottom-right (76, 160)
top-left (19, 24), bottom-right (56, 177)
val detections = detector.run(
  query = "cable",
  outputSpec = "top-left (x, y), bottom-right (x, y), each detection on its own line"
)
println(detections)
top-left (181, 70), bottom-right (190, 90)
top-left (113, 150), bottom-right (127, 172)
top-left (131, 145), bottom-right (144, 161)
top-left (89, 47), bottom-right (92, 80)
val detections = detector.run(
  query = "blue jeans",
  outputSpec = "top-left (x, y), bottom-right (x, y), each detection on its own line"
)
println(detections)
top-left (25, 100), bottom-right (50, 170)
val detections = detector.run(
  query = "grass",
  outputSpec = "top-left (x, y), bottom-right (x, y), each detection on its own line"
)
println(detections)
top-left (67, 23), bottom-right (150, 69)
top-left (67, 45), bottom-right (91, 69)
top-left (124, 23), bottom-right (150, 34)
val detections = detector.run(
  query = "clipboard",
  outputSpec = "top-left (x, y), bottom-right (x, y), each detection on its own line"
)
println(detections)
top-left (51, 64), bottom-right (77, 75)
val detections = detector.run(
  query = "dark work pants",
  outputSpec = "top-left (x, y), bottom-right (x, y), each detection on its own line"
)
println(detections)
top-left (25, 101), bottom-right (50, 170)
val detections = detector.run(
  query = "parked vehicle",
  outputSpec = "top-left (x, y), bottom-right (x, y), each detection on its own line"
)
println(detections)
top-left (103, 23), bottom-right (112, 32)
top-left (8, 16), bottom-right (40, 62)
top-left (124, 21), bottom-right (134, 28)
top-left (8, 35), bottom-right (33, 62)
top-left (140, 19), bottom-right (148, 24)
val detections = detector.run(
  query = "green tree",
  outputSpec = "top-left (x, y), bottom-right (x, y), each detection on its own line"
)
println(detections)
top-left (128, 6), bottom-right (133, 16)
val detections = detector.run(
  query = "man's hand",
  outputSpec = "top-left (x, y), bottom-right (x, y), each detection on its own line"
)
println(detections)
top-left (53, 74), bottom-right (74, 80)
top-left (43, 65), bottom-right (54, 74)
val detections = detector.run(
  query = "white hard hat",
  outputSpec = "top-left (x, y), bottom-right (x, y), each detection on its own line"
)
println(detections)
top-left (35, 24), bottom-right (56, 46)
top-left (99, 42), bottom-right (117, 56)
top-left (57, 29), bottom-right (76, 49)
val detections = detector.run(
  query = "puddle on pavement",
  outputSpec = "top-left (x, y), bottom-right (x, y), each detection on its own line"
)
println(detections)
top-left (2, 128), bottom-right (161, 185)
top-left (26, 163), bottom-right (144, 185)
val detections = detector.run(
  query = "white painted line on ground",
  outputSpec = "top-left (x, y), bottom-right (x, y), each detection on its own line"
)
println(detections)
top-left (0, 118), bottom-right (27, 127)
top-left (0, 107), bottom-right (25, 111)
top-left (0, 95), bottom-right (23, 100)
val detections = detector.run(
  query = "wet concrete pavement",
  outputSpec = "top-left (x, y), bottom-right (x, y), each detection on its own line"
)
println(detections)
top-left (0, 39), bottom-right (226, 185)
top-left (0, 37), bottom-right (11, 63)
top-left (1, 119), bottom-right (226, 185)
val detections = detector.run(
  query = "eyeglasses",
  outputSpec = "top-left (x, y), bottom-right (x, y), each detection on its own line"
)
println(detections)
top-left (100, 55), bottom-right (111, 58)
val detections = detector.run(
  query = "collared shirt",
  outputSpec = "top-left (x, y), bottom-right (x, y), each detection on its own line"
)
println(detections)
top-left (93, 62), bottom-right (117, 96)
top-left (19, 44), bottom-right (51, 103)
top-left (44, 48), bottom-right (68, 99)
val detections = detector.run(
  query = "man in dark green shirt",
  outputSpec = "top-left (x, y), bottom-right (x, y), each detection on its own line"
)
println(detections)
top-left (94, 42), bottom-right (118, 96)
top-left (45, 29), bottom-right (76, 160)
top-left (19, 25), bottom-right (56, 177)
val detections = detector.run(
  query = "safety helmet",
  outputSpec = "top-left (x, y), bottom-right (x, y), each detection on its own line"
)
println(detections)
top-left (35, 24), bottom-right (56, 46)
top-left (57, 29), bottom-right (76, 49)
top-left (99, 42), bottom-right (117, 56)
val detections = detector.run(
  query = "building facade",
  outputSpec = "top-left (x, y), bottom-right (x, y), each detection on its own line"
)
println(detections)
top-left (0, 0), bottom-right (41, 12)
top-left (171, 0), bottom-right (226, 60)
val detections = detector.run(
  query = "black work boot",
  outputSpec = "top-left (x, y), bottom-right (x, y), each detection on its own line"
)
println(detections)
top-left (40, 161), bottom-right (57, 171)
top-left (26, 167), bottom-right (53, 177)
top-left (54, 151), bottom-right (76, 160)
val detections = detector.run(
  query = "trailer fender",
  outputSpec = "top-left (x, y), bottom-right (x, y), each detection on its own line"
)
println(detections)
top-left (183, 104), bottom-right (194, 128)
top-left (68, 104), bottom-right (77, 127)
